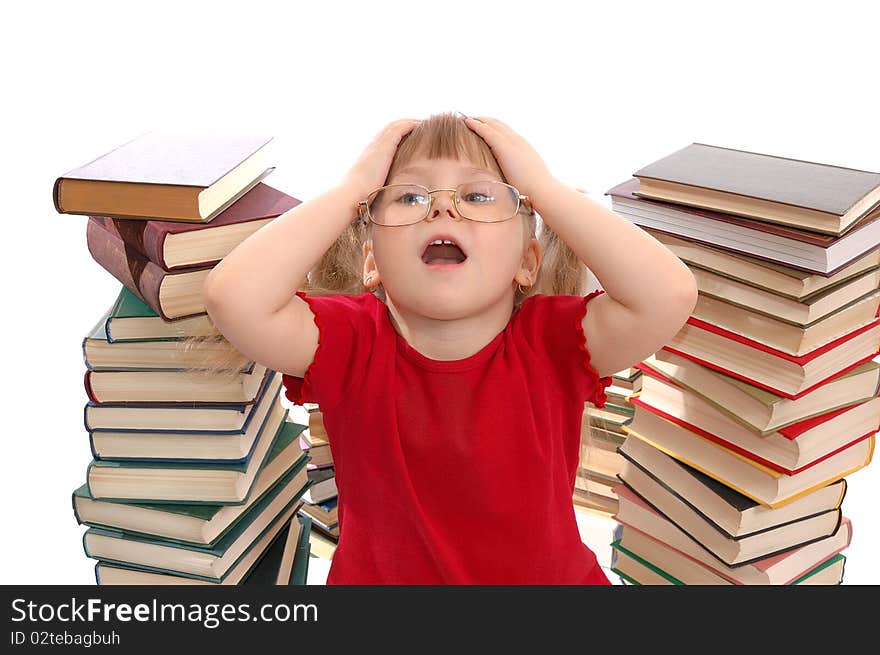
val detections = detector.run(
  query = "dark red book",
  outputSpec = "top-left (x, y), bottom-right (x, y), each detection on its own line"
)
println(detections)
top-left (86, 218), bottom-right (212, 321)
top-left (90, 183), bottom-right (301, 271)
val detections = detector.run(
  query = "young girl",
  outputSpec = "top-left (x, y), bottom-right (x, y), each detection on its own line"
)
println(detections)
top-left (202, 112), bottom-right (698, 585)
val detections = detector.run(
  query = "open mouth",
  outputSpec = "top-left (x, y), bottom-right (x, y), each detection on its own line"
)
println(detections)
top-left (421, 238), bottom-right (468, 266)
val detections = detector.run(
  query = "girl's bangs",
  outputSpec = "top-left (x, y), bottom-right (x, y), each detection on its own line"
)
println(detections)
top-left (388, 115), bottom-right (505, 182)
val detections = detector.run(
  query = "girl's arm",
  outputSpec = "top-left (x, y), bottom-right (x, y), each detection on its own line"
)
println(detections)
top-left (462, 116), bottom-right (698, 379)
top-left (202, 181), bottom-right (361, 378)
top-left (203, 118), bottom-right (421, 377)
top-left (533, 180), bottom-right (698, 379)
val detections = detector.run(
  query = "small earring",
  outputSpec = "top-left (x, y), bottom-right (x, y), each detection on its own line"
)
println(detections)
top-left (516, 282), bottom-right (531, 295)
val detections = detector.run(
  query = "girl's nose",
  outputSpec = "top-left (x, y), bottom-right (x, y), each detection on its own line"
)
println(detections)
top-left (428, 191), bottom-right (463, 221)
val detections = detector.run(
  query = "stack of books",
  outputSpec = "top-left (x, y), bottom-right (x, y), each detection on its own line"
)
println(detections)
top-left (574, 365), bottom-right (641, 516)
top-left (56, 132), bottom-right (315, 584)
top-left (604, 143), bottom-right (880, 584)
top-left (296, 404), bottom-right (339, 560)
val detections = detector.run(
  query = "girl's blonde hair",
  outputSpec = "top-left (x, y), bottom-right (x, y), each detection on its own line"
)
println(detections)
top-left (184, 111), bottom-right (590, 372)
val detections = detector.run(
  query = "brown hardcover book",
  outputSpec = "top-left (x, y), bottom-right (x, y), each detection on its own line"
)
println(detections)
top-left (92, 183), bottom-right (301, 270)
top-left (631, 143), bottom-right (880, 236)
top-left (54, 132), bottom-right (274, 223)
top-left (86, 218), bottom-right (212, 320)
top-left (608, 178), bottom-right (880, 275)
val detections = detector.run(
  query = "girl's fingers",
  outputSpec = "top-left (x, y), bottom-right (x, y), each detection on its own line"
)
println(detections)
top-left (373, 120), bottom-right (420, 147)
top-left (379, 118), bottom-right (420, 138)
top-left (464, 116), bottom-right (496, 134)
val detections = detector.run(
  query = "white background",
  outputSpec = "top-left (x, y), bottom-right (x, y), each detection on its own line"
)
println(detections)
top-left (2, 0), bottom-right (878, 584)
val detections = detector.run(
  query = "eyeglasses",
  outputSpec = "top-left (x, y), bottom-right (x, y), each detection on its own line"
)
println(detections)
top-left (357, 180), bottom-right (534, 227)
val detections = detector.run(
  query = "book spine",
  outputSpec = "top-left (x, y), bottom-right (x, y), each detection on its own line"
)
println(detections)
top-left (143, 222), bottom-right (169, 270)
top-left (82, 403), bottom-right (92, 432)
top-left (88, 429), bottom-right (99, 460)
top-left (837, 478), bottom-right (848, 508)
top-left (81, 335), bottom-right (92, 371)
top-left (84, 370), bottom-right (97, 403)
top-left (86, 218), bottom-right (168, 319)
top-left (92, 217), bottom-right (170, 270)
top-left (71, 489), bottom-right (83, 526)
top-left (52, 177), bottom-right (65, 213)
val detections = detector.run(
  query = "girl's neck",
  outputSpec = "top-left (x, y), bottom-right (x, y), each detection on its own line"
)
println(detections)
top-left (384, 293), bottom-right (516, 361)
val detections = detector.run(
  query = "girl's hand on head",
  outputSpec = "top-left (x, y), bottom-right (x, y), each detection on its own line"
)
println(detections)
top-left (463, 116), bottom-right (558, 203)
top-left (342, 118), bottom-right (422, 198)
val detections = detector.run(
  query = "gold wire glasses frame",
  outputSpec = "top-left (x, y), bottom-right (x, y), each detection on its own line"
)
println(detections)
top-left (357, 181), bottom-right (535, 227)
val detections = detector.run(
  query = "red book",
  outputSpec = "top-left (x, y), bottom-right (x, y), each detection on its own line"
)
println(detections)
top-left (86, 218), bottom-right (212, 321)
top-left (90, 183), bottom-right (301, 271)
top-left (632, 363), bottom-right (880, 475)
top-left (664, 314), bottom-right (880, 399)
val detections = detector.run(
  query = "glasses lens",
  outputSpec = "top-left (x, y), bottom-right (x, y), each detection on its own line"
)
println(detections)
top-left (456, 181), bottom-right (519, 222)
top-left (368, 185), bottom-right (430, 226)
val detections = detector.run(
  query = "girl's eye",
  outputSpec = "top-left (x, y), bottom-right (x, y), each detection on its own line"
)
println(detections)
top-left (396, 192), bottom-right (428, 205)
top-left (463, 192), bottom-right (494, 203)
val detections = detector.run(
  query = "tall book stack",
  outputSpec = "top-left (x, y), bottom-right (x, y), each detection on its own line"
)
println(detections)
top-left (296, 404), bottom-right (339, 560)
top-left (604, 143), bottom-right (880, 585)
top-left (574, 365), bottom-right (641, 516)
top-left (55, 132), bottom-right (315, 585)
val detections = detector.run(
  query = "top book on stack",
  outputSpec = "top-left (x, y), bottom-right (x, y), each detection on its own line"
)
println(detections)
top-left (54, 132), bottom-right (274, 223)
top-left (633, 143), bottom-right (880, 237)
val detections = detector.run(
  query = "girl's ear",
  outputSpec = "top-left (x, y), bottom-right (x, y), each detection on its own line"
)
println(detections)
top-left (516, 237), bottom-right (542, 287)
top-left (362, 240), bottom-right (381, 289)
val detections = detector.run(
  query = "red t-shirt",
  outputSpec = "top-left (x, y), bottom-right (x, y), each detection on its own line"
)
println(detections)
top-left (282, 289), bottom-right (613, 585)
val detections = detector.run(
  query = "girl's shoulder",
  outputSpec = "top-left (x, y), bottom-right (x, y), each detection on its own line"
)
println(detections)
top-left (293, 290), bottom-right (388, 342)
top-left (296, 289), bottom-right (385, 315)
top-left (510, 290), bottom-right (606, 346)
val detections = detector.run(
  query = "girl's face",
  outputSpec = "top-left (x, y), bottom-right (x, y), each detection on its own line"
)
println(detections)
top-left (364, 156), bottom-right (539, 320)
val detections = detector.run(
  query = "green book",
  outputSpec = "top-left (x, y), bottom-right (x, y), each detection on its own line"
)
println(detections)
top-left (84, 306), bottom-right (254, 374)
top-left (292, 515), bottom-right (313, 585)
top-left (85, 407), bottom-right (305, 505)
top-left (83, 467), bottom-right (311, 583)
top-left (104, 286), bottom-right (214, 343)
top-left (94, 497), bottom-right (300, 585)
top-left (243, 514), bottom-right (313, 585)
top-left (88, 373), bottom-right (282, 462)
top-left (73, 432), bottom-right (311, 546)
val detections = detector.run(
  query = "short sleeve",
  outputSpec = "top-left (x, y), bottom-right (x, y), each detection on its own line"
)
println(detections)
top-left (512, 290), bottom-right (613, 408)
top-left (281, 291), bottom-right (380, 410)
